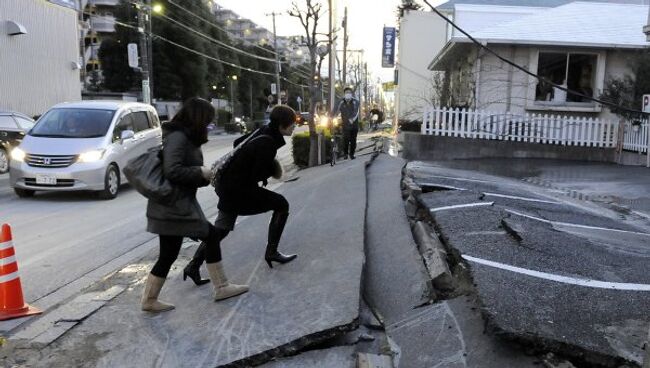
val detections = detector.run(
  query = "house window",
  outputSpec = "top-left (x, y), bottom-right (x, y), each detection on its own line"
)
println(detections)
top-left (535, 52), bottom-right (597, 103)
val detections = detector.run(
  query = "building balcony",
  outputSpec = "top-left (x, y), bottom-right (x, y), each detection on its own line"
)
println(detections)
top-left (90, 15), bottom-right (116, 33)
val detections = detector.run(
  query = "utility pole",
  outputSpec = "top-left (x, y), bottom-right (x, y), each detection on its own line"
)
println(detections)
top-left (249, 82), bottom-right (253, 118)
top-left (137, 1), bottom-right (151, 104)
top-left (327, 0), bottom-right (337, 115)
top-left (267, 12), bottom-right (282, 105)
top-left (78, 2), bottom-right (87, 92)
top-left (364, 61), bottom-right (369, 114)
top-left (146, 0), bottom-right (153, 102)
top-left (342, 6), bottom-right (348, 86)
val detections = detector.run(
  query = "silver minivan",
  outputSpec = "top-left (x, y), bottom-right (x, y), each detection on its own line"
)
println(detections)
top-left (10, 101), bottom-right (162, 199)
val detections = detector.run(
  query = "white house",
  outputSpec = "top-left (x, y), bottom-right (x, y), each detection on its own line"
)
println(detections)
top-left (397, 0), bottom-right (569, 122)
top-left (428, 2), bottom-right (649, 121)
top-left (1, 0), bottom-right (81, 116)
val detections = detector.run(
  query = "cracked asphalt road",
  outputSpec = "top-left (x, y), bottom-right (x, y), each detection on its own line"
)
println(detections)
top-left (407, 161), bottom-right (650, 366)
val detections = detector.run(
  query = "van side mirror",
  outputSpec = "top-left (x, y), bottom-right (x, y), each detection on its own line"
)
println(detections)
top-left (120, 130), bottom-right (135, 142)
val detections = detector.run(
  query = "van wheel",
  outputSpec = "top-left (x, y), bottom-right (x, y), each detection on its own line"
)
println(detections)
top-left (14, 188), bottom-right (35, 198)
top-left (98, 165), bottom-right (120, 200)
top-left (0, 148), bottom-right (8, 174)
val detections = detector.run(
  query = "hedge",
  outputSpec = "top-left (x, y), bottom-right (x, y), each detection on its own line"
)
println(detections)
top-left (292, 128), bottom-right (334, 168)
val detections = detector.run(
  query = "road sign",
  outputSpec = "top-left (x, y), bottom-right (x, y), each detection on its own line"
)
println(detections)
top-left (643, 95), bottom-right (650, 113)
top-left (127, 43), bottom-right (139, 69)
top-left (271, 83), bottom-right (277, 95)
top-left (296, 96), bottom-right (302, 103)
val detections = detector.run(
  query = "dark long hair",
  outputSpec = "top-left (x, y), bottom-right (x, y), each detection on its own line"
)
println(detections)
top-left (170, 97), bottom-right (215, 145)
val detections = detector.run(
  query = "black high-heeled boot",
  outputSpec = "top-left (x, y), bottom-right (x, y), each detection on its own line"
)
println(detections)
top-left (265, 211), bottom-right (297, 268)
top-left (183, 242), bottom-right (210, 286)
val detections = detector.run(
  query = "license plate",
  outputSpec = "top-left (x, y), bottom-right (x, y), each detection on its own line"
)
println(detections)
top-left (36, 174), bottom-right (57, 185)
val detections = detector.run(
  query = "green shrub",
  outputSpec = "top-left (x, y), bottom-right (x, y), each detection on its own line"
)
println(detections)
top-left (292, 128), bottom-right (333, 168)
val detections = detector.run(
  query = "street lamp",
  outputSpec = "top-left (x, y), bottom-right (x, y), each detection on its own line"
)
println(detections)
top-left (152, 3), bottom-right (163, 13)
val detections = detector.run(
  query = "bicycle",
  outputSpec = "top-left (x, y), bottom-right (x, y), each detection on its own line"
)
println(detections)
top-left (330, 118), bottom-right (341, 166)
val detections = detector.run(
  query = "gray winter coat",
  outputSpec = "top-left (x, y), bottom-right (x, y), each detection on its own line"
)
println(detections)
top-left (146, 123), bottom-right (210, 238)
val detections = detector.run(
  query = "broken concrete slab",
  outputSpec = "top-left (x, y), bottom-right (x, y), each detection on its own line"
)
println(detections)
top-left (260, 346), bottom-right (356, 368)
top-left (364, 155), bottom-right (431, 324)
top-left (10, 157), bottom-right (371, 367)
top-left (357, 352), bottom-right (394, 368)
top-left (412, 221), bottom-right (454, 294)
top-left (12, 286), bottom-right (125, 344)
top-left (385, 298), bottom-right (539, 368)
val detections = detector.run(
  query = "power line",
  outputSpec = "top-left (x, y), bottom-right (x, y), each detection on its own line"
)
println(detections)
top-left (85, 12), bottom-right (278, 77)
top-left (158, 13), bottom-right (280, 63)
top-left (167, 0), bottom-right (279, 57)
top-left (156, 8), bottom-right (313, 80)
top-left (165, 0), bottom-right (314, 79)
top-left (421, 0), bottom-right (646, 116)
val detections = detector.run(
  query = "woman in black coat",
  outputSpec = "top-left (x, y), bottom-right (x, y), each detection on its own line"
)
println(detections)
top-left (182, 105), bottom-right (298, 285)
top-left (142, 98), bottom-right (248, 313)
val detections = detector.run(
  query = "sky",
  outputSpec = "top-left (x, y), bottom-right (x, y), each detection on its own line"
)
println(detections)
top-left (212, 0), bottom-right (445, 82)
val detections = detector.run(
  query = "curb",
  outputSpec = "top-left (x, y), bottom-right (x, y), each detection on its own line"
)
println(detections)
top-left (411, 221), bottom-right (454, 297)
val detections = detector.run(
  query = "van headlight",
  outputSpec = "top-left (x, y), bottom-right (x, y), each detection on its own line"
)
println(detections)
top-left (78, 150), bottom-right (104, 163)
top-left (11, 147), bottom-right (26, 162)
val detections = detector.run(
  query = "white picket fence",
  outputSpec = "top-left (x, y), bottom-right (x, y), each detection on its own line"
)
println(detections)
top-left (421, 107), bottom-right (619, 148)
top-left (623, 119), bottom-right (649, 154)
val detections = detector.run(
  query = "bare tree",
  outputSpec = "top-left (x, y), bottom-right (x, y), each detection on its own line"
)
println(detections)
top-left (289, 0), bottom-right (330, 167)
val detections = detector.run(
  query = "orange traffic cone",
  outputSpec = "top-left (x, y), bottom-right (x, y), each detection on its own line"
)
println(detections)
top-left (0, 224), bottom-right (42, 321)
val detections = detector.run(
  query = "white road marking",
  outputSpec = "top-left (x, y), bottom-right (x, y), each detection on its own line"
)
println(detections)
top-left (430, 202), bottom-right (494, 213)
top-left (420, 175), bottom-right (492, 184)
top-left (483, 192), bottom-right (559, 204)
top-left (417, 182), bottom-right (468, 191)
top-left (462, 255), bottom-right (650, 291)
top-left (505, 209), bottom-right (650, 237)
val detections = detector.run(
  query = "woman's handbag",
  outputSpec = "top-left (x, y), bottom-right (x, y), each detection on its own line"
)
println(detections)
top-left (124, 148), bottom-right (175, 202)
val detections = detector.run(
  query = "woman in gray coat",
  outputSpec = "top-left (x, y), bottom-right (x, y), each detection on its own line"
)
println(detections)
top-left (141, 97), bottom-right (248, 313)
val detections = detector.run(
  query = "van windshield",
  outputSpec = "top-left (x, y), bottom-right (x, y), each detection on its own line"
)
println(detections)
top-left (30, 108), bottom-right (115, 138)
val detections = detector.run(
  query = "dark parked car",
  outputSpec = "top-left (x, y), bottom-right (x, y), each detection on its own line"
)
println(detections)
top-left (0, 111), bottom-right (35, 174)
top-left (296, 112), bottom-right (311, 126)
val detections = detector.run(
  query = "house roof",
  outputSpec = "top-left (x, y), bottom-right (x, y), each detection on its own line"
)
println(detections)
top-left (453, 2), bottom-right (649, 49)
top-left (437, 0), bottom-right (649, 10)
top-left (429, 2), bottom-right (649, 70)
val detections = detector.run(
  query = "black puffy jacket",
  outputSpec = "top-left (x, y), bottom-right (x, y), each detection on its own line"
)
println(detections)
top-left (216, 125), bottom-right (285, 213)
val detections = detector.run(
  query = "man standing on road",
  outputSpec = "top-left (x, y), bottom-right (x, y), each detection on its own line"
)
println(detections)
top-left (334, 87), bottom-right (360, 160)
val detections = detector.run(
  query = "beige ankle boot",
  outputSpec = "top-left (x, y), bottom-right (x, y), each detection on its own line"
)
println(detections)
top-left (141, 274), bottom-right (175, 312)
top-left (206, 262), bottom-right (249, 301)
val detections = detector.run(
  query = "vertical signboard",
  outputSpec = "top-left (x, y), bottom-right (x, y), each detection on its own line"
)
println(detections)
top-left (127, 43), bottom-right (139, 69)
top-left (643, 94), bottom-right (650, 113)
top-left (382, 27), bottom-right (396, 68)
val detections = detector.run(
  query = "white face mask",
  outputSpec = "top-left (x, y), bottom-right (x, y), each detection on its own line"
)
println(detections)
top-left (345, 93), bottom-right (352, 100)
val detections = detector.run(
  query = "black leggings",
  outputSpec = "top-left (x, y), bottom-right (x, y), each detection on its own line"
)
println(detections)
top-left (151, 225), bottom-right (223, 278)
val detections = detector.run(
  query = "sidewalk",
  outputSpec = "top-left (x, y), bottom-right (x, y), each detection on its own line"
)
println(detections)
top-left (4, 152), bottom-right (371, 367)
